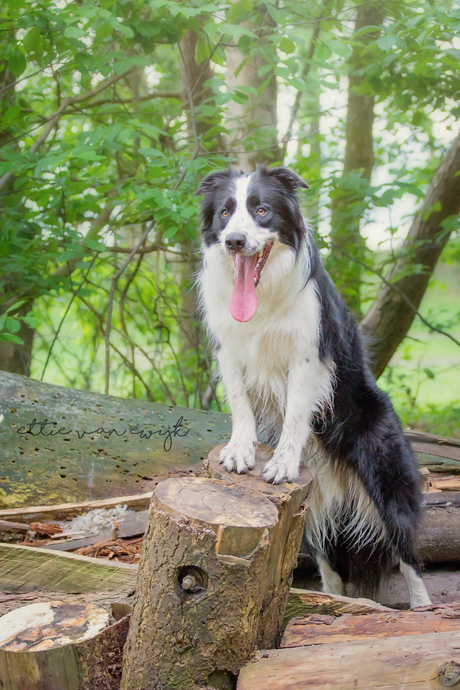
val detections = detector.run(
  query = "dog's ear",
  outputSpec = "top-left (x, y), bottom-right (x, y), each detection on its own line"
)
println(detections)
top-left (259, 166), bottom-right (309, 191)
top-left (196, 169), bottom-right (241, 196)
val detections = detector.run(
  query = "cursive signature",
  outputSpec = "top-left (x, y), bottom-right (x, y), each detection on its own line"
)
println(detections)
top-left (16, 415), bottom-right (190, 452)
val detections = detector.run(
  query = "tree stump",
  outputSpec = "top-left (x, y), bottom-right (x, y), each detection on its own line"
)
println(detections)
top-left (0, 600), bottom-right (130, 690)
top-left (121, 446), bottom-right (312, 690)
top-left (207, 444), bottom-right (312, 647)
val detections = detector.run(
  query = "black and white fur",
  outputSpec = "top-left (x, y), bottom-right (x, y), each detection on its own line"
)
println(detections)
top-left (197, 166), bottom-right (430, 608)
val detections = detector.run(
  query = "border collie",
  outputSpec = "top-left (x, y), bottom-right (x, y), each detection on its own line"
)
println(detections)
top-left (197, 166), bottom-right (430, 608)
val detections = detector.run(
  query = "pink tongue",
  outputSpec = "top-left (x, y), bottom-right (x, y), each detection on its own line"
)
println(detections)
top-left (229, 254), bottom-right (258, 322)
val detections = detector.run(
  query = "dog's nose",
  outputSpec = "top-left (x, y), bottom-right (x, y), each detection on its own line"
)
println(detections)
top-left (225, 233), bottom-right (246, 252)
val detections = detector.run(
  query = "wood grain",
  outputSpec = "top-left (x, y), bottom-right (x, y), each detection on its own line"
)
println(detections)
top-left (284, 588), bottom-right (393, 625)
top-left (237, 630), bottom-right (460, 689)
top-left (0, 493), bottom-right (152, 524)
top-left (282, 610), bottom-right (460, 648)
top-left (0, 543), bottom-right (137, 593)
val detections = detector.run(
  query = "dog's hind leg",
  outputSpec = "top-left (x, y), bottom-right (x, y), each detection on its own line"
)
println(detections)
top-left (316, 555), bottom-right (346, 596)
top-left (399, 560), bottom-right (431, 608)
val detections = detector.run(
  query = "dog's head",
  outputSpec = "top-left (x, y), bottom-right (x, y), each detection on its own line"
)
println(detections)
top-left (196, 166), bottom-right (309, 322)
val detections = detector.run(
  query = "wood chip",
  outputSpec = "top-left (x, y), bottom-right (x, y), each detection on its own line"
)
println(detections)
top-left (29, 522), bottom-right (63, 537)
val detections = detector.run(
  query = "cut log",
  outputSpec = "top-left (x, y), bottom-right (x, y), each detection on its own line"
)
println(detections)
top-left (298, 491), bottom-right (460, 568)
top-left (285, 588), bottom-right (393, 624)
top-left (121, 452), bottom-right (312, 690)
top-left (430, 477), bottom-right (460, 491)
top-left (207, 443), bottom-right (312, 645)
top-left (120, 476), bottom-right (278, 690)
top-left (0, 493), bottom-right (152, 524)
top-left (0, 520), bottom-right (29, 532)
top-left (0, 370), bottom-right (232, 508)
top-left (0, 591), bottom-right (132, 618)
top-left (282, 609), bottom-right (460, 648)
top-left (0, 543), bottom-right (137, 593)
top-left (0, 600), bottom-right (130, 690)
top-left (419, 502), bottom-right (460, 562)
top-left (237, 630), bottom-right (460, 689)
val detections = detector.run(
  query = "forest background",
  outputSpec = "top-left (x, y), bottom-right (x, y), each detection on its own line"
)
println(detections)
top-left (1, 0), bottom-right (459, 437)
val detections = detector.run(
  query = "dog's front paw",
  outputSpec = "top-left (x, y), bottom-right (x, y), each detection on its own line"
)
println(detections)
top-left (262, 450), bottom-right (300, 484)
top-left (219, 441), bottom-right (256, 474)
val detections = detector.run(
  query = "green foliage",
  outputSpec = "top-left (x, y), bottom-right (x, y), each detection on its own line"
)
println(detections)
top-left (0, 0), bottom-right (459, 426)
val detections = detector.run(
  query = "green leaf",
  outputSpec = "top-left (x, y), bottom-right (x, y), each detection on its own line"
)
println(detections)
top-left (445, 49), bottom-right (460, 61)
top-left (5, 317), bottom-right (21, 333)
top-left (316, 43), bottom-right (332, 61)
top-left (116, 22), bottom-right (134, 38)
top-left (227, 0), bottom-right (253, 22)
top-left (85, 238), bottom-right (106, 251)
top-left (234, 55), bottom-right (251, 77)
top-left (64, 26), bottom-right (86, 39)
top-left (22, 314), bottom-right (38, 328)
top-left (0, 333), bottom-right (23, 344)
top-left (8, 47), bottom-right (27, 77)
top-left (377, 34), bottom-right (396, 51)
top-left (394, 182), bottom-right (425, 198)
top-left (96, 22), bottom-right (113, 39)
top-left (2, 105), bottom-right (21, 127)
top-left (424, 368), bottom-right (435, 380)
top-left (3, 300), bottom-right (26, 314)
top-left (139, 147), bottom-right (164, 157)
top-left (162, 226), bottom-right (178, 240)
top-left (279, 37), bottom-right (295, 54)
top-left (127, 55), bottom-right (151, 66)
top-left (257, 75), bottom-right (273, 96)
top-left (71, 146), bottom-right (104, 161)
top-left (23, 26), bottom-right (41, 52)
top-left (195, 39), bottom-right (209, 65)
top-left (329, 40), bottom-right (352, 59)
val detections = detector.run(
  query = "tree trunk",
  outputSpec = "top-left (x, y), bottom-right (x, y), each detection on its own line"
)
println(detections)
top-left (328, 3), bottom-right (384, 315)
top-left (0, 29), bottom-right (36, 376)
top-left (120, 446), bottom-right (311, 690)
top-left (179, 29), bottom-right (217, 145)
top-left (0, 600), bottom-right (130, 690)
top-left (361, 129), bottom-right (460, 378)
top-left (0, 301), bottom-right (35, 375)
top-left (178, 31), bottom-right (217, 374)
top-left (225, 4), bottom-right (279, 170)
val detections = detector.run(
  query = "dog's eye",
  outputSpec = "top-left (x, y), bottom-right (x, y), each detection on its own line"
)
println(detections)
top-left (221, 209), bottom-right (229, 218)
top-left (257, 207), bottom-right (266, 216)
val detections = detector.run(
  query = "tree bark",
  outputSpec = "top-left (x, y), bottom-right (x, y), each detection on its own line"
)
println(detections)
top-left (120, 476), bottom-right (278, 690)
top-left (328, 3), bottom-right (384, 315)
top-left (207, 444), bottom-right (312, 648)
top-left (179, 29), bottom-right (217, 145)
top-left (225, 4), bottom-right (279, 170)
top-left (0, 28), bottom-right (36, 375)
top-left (178, 31), bottom-right (217, 374)
top-left (362, 129), bottom-right (460, 378)
top-left (121, 447), bottom-right (311, 690)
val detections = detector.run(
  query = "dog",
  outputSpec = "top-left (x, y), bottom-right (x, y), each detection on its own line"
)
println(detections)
top-left (196, 165), bottom-right (430, 608)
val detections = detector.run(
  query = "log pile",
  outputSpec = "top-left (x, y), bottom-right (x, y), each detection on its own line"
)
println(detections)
top-left (238, 604), bottom-right (460, 689)
top-left (1, 429), bottom-right (460, 689)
